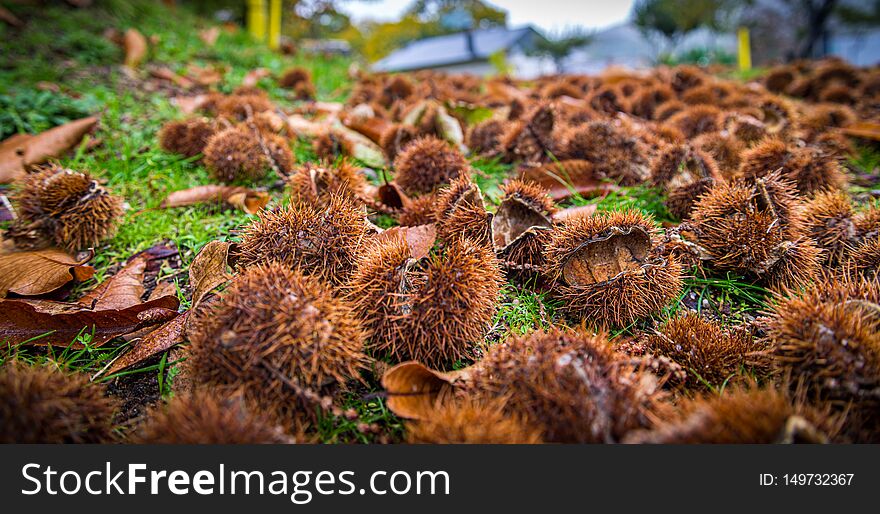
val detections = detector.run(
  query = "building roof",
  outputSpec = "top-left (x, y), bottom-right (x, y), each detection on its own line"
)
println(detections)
top-left (373, 26), bottom-right (540, 72)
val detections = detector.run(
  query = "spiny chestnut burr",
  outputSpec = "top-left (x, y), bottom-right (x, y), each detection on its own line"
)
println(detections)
top-left (158, 117), bottom-right (219, 158)
top-left (187, 263), bottom-right (370, 424)
top-left (693, 132), bottom-right (745, 179)
top-left (235, 195), bottom-right (372, 285)
top-left (755, 95), bottom-right (794, 136)
top-left (348, 236), bottom-right (502, 368)
top-left (498, 103), bottom-right (557, 165)
top-left (396, 193), bottom-right (437, 227)
top-left (847, 237), bottom-right (880, 279)
top-left (665, 104), bottom-right (721, 138)
top-left (764, 65), bottom-right (797, 93)
top-left (134, 391), bottom-right (296, 444)
top-left (0, 362), bottom-right (116, 443)
top-left (379, 123), bottom-right (420, 161)
top-left (203, 125), bottom-right (294, 183)
top-left (624, 387), bottom-right (841, 444)
top-left (558, 120), bottom-right (651, 185)
top-left (406, 398), bottom-right (543, 444)
top-left (286, 160), bottom-right (367, 207)
top-left (690, 172), bottom-right (820, 289)
top-left (642, 314), bottom-right (764, 390)
top-left (392, 136), bottom-right (469, 195)
top-left (801, 190), bottom-right (858, 267)
top-left (630, 84), bottom-right (675, 119)
top-left (466, 119), bottom-right (504, 157)
top-left (543, 209), bottom-right (683, 327)
top-left (650, 144), bottom-right (721, 219)
top-left (465, 329), bottom-right (662, 443)
top-left (9, 165), bottom-right (123, 252)
top-left (278, 67), bottom-right (315, 100)
top-left (764, 273), bottom-right (880, 418)
top-left (492, 179), bottom-right (556, 270)
top-left (216, 93), bottom-right (275, 122)
top-left (433, 174), bottom-right (492, 247)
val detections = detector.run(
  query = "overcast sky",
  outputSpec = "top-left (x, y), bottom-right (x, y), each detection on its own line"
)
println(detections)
top-left (340, 0), bottom-right (637, 33)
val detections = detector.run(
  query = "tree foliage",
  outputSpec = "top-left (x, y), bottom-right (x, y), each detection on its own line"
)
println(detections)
top-left (633, 0), bottom-right (726, 45)
top-left (351, 0), bottom-right (508, 61)
top-left (527, 28), bottom-right (593, 73)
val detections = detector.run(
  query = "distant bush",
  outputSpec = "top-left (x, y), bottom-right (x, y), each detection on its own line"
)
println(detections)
top-left (660, 47), bottom-right (736, 66)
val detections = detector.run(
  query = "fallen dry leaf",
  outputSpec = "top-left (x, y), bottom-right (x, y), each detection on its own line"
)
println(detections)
top-left (171, 94), bottom-right (208, 114)
top-left (552, 204), bottom-right (598, 221)
top-left (841, 122), bottom-right (880, 142)
top-left (104, 311), bottom-right (188, 376)
top-left (0, 134), bottom-right (32, 183)
top-left (189, 240), bottom-right (233, 308)
top-left (376, 224), bottom-right (437, 260)
top-left (123, 28), bottom-right (148, 68)
top-left (0, 242), bottom-right (94, 298)
top-left (0, 116), bottom-right (99, 183)
top-left (186, 63), bottom-right (224, 87)
top-left (0, 295), bottom-right (179, 348)
top-left (343, 115), bottom-right (390, 145)
top-left (77, 253), bottom-right (147, 311)
top-left (520, 160), bottom-right (619, 201)
top-left (149, 66), bottom-right (195, 88)
top-left (0, 6), bottom-right (23, 27)
top-left (160, 185), bottom-right (269, 214)
top-left (198, 26), bottom-right (220, 46)
top-left (241, 68), bottom-right (270, 87)
top-left (381, 361), bottom-right (472, 420)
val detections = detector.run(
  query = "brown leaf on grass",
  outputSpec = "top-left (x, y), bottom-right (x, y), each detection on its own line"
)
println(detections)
top-left (123, 28), bottom-right (148, 68)
top-left (198, 27), bottom-right (220, 46)
top-left (0, 295), bottom-right (179, 348)
top-left (149, 66), bottom-right (195, 88)
top-left (160, 185), bottom-right (269, 214)
top-left (381, 361), bottom-right (471, 420)
top-left (171, 94), bottom-right (209, 114)
top-left (0, 116), bottom-right (100, 183)
top-left (186, 64), bottom-right (225, 87)
top-left (343, 115), bottom-right (391, 145)
top-left (0, 134), bottom-right (32, 183)
top-left (552, 203), bottom-right (597, 221)
top-left (0, 6), bottom-right (23, 27)
top-left (242, 68), bottom-right (270, 87)
top-left (376, 224), bottom-right (437, 260)
top-left (77, 254), bottom-right (147, 311)
top-left (0, 242), bottom-right (94, 298)
top-left (104, 311), bottom-right (188, 376)
top-left (841, 122), bottom-right (880, 142)
top-left (189, 240), bottom-right (233, 308)
top-left (519, 160), bottom-right (619, 201)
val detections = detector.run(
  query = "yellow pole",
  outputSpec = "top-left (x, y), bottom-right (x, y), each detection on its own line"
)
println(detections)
top-left (247, 0), bottom-right (267, 43)
top-left (738, 26), bottom-right (752, 71)
top-left (268, 0), bottom-right (281, 50)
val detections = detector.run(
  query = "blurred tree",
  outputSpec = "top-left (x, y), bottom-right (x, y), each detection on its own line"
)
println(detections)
top-left (526, 28), bottom-right (593, 73)
top-left (353, 0), bottom-right (507, 61)
top-left (405, 0), bottom-right (506, 28)
top-left (284, 0), bottom-right (354, 39)
top-left (633, 0), bottom-right (726, 49)
top-left (795, 0), bottom-right (840, 58)
top-left (836, 0), bottom-right (880, 28)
